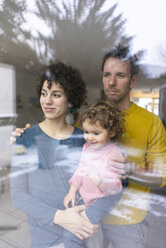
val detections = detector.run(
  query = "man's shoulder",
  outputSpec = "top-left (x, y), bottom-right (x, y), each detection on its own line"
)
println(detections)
top-left (129, 103), bottom-right (161, 122)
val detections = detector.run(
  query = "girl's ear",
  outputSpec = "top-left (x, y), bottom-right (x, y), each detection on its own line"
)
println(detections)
top-left (110, 130), bottom-right (116, 138)
top-left (68, 103), bottom-right (73, 108)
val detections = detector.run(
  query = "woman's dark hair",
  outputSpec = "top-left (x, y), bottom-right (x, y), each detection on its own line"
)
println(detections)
top-left (80, 101), bottom-right (125, 141)
top-left (36, 61), bottom-right (87, 108)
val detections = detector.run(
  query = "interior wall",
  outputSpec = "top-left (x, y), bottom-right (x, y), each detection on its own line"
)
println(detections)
top-left (15, 70), bottom-right (43, 126)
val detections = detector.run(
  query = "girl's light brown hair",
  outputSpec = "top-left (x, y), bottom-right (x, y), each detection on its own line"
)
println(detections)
top-left (80, 101), bottom-right (125, 141)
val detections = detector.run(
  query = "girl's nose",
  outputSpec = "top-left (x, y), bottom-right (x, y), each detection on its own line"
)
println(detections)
top-left (88, 134), bottom-right (94, 141)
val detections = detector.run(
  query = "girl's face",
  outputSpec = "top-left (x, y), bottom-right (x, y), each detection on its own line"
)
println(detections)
top-left (82, 119), bottom-right (115, 149)
top-left (40, 81), bottom-right (68, 121)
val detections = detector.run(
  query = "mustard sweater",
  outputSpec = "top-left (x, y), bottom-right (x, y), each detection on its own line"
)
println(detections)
top-left (104, 102), bottom-right (166, 225)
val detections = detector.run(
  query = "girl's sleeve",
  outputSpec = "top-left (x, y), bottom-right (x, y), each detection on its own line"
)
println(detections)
top-left (101, 148), bottom-right (123, 196)
top-left (68, 144), bottom-right (87, 190)
top-left (85, 146), bottom-right (126, 224)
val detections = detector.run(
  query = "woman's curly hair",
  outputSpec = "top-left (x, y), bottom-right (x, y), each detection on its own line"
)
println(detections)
top-left (80, 101), bottom-right (125, 141)
top-left (36, 61), bottom-right (87, 108)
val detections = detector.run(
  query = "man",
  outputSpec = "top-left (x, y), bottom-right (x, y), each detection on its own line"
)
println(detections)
top-left (100, 45), bottom-right (166, 248)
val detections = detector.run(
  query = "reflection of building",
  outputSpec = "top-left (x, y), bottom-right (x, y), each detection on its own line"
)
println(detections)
top-left (0, 63), bottom-right (16, 170)
top-left (130, 63), bottom-right (166, 119)
top-left (159, 84), bottom-right (166, 127)
top-left (131, 91), bottom-right (159, 115)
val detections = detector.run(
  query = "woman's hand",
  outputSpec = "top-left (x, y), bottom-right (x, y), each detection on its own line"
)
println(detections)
top-left (54, 205), bottom-right (99, 240)
top-left (109, 154), bottom-right (131, 180)
top-left (10, 123), bottom-right (31, 144)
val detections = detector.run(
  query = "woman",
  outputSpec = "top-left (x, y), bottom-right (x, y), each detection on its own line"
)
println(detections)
top-left (11, 62), bottom-right (124, 248)
top-left (11, 62), bottom-right (99, 248)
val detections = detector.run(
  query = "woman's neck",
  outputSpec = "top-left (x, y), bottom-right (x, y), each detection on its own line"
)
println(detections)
top-left (39, 118), bottom-right (74, 140)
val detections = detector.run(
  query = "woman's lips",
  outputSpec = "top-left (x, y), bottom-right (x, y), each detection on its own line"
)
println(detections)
top-left (44, 107), bottom-right (55, 112)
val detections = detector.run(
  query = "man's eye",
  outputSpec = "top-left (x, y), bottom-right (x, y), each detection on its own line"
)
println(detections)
top-left (118, 73), bottom-right (125, 78)
top-left (103, 73), bottom-right (110, 77)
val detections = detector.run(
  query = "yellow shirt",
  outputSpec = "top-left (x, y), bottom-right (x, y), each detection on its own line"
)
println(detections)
top-left (104, 102), bottom-right (166, 225)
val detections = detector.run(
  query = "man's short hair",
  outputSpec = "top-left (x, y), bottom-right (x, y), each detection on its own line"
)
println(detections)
top-left (101, 45), bottom-right (140, 77)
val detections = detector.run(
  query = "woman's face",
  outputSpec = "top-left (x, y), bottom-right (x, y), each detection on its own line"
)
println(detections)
top-left (40, 81), bottom-right (68, 121)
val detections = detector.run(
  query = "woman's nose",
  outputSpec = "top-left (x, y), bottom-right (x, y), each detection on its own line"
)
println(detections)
top-left (45, 95), bottom-right (53, 104)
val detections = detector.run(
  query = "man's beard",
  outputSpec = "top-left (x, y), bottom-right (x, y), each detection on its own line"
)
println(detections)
top-left (105, 86), bottom-right (130, 104)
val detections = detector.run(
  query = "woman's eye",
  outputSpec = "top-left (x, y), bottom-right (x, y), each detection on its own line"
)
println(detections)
top-left (41, 92), bottom-right (47, 96)
top-left (54, 94), bottom-right (61, 98)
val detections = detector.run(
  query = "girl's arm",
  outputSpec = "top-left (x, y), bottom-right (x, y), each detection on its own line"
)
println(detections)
top-left (64, 184), bottom-right (77, 208)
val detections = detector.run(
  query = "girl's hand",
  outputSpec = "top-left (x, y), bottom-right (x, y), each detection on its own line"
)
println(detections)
top-left (64, 193), bottom-right (75, 208)
top-left (64, 184), bottom-right (77, 208)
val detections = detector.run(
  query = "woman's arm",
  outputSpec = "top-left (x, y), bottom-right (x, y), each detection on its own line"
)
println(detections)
top-left (10, 165), bottom-right (57, 227)
top-left (85, 185), bottom-right (125, 224)
top-left (11, 168), bottom-right (99, 239)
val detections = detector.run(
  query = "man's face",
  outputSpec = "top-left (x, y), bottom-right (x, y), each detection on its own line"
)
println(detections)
top-left (102, 57), bottom-right (136, 105)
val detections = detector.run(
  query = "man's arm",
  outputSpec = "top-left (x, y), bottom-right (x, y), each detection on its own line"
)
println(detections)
top-left (108, 155), bottom-right (130, 180)
top-left (129, 166), bottom-right (163, 188)
top-left (111, 118), bottom-right (166, 189)
top-left (130, 117), bottom-right (166, 189)
top-left (109, 153), bottom-right (163, 189)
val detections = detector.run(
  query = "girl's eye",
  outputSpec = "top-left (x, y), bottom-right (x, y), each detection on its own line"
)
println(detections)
top-left (94, 132), bottom-right (99, 135)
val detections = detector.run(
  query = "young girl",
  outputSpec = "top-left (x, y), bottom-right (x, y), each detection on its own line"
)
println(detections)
top-left (63, 101), bottom-right (125, 248)
top-left (64, 101), bottom-right (125, 209)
